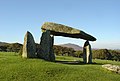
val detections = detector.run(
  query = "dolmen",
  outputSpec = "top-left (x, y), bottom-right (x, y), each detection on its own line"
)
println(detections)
top-left (22, 22), bottom-right (96, 63)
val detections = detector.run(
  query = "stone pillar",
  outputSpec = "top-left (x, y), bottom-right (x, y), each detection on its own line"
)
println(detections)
top-left (83, 40), bottom-right (92, 64)
top-left (49, 34), bottom-right (55, 61)
top-left (22, 31), bottom-right (36, 58)
top-left (37, 30), bottom-right (55, 61)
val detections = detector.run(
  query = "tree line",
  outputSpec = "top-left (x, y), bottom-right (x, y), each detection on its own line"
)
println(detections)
top-left (53, 45), bottom-right (83, 58)
top-left (53, 45), bottom-right (120, 61)
top-left (0, 43), bottom-right (22, 52)
top-left (92, 49), bottom-right (120, 61)
top-left (0, 43), bottom-right (120, 61)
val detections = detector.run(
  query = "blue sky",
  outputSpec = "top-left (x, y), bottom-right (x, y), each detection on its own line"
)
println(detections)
top-left (0, 0), bottom-right (120, 49)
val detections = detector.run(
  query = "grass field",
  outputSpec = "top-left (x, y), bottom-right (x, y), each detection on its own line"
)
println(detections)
top-left (0, 52), bottom-right (120, 81)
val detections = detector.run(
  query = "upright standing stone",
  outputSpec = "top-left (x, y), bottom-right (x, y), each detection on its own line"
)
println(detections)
top-left (49, 34), bottom-right (55, 61)
top-left (22, 31), bottom-right (36, 58)
top-left (83, 40), bottom-right (92, 63)
top-left (37, 30), bottom-right (55, 61)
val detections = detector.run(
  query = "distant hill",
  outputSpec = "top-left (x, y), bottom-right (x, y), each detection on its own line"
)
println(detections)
top-left (0, 41), bottom-right (23, 52)
top-left (0, 41), bottom-right (8, 46)
top-left (58, 43), bottom-right (83, 51)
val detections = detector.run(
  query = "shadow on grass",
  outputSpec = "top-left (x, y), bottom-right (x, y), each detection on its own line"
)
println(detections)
top-left (55, 60), bottom-right (103, 65)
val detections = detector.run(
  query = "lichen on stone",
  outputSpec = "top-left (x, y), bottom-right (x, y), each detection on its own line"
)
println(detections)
top-left (41, 22), bottom-right (96, 41)
top-left (22, 31), bottom-right (36, 58)
top-left (42, 22), bottom-right (80, 34)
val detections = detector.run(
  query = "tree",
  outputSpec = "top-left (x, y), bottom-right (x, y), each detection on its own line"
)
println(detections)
top-left (0, 46), bottom-right (7, 52)
top-left (74, 50), bottom-right (83, 57)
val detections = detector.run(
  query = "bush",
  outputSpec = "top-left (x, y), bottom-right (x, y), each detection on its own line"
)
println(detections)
top-left (18, 47), bottom-right (23, 56)
top-left (92, 49), bottom-right (120, 61)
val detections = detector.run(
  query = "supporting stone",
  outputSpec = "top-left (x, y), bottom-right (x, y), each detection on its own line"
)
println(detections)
top-left (83, 40), bottom-right (92, 64)
top-left (22, 31), bottom-right (36, 58)
top-left (37, 30), bottom-right (55, 61)
top-left (49, 34), bottom-right (55, 61)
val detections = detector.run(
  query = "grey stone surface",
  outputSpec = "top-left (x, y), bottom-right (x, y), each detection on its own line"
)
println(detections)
top-left (102, 64), bottom-right (120, 74)
top-left (37, 30), bottom-right (55, 61)
top-left (39, 22), bottom-right (96, 63)
top-left (22, 31), bottom-right (36, 58)
top-left (41, 22), bottom-right (96, 41)
top-left (83, 40), bottom-right (92, 63)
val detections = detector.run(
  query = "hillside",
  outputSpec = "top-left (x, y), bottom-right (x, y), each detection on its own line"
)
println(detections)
top-left (59, 43), bottom-right (83, 51)
top-left (0, 42), bottom-right (22, 52)
top-left (0, 52), bottom-right (120, 81)
top-left (0, 41), bottom-right (8, 46)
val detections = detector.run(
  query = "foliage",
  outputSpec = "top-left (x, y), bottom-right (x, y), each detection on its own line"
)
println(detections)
top-left (0, 45), bottom-right (7, 51)
top-left (53, 45), bottom-right (76, 56)
top-left (92, 49), bottom-right (120, 61)
top-left (0, 43), bottom-right (22, 52)
top-left (18, 47), bottom-right (23, 55)
top-left (109, 50), bottom-right (120, 61)
top-left (1, 42), bottom-right (120, 62)
top-left (74, 50), bottom-right (83, 57)
top-left (8, 43), bottom-right (22, 52)
top-left (0, 52), bottom-right (120, 81)
top-left (92, 49), bottom-right (111, 60)
top-left (53, 45), bottom-right (120, 61)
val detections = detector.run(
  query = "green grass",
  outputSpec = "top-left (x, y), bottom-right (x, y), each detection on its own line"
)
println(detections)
top-left (0, 52), bottom-right (120, 81)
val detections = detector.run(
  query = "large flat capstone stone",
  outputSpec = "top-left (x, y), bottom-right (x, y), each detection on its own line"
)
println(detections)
top-left (41, 22), bottom-right (96, 41)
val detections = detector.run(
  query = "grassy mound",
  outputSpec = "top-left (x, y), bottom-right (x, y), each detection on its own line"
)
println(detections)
top-left (0, 52), bottom-right (120, 81)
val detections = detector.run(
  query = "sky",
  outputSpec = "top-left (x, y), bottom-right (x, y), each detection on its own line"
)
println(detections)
top-left (0, 0), bottom-right (120, 49)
